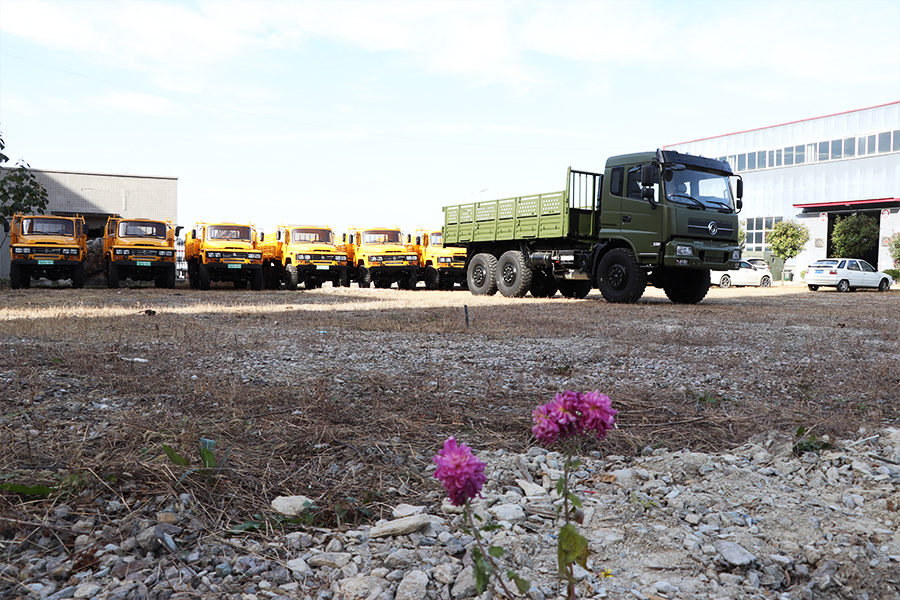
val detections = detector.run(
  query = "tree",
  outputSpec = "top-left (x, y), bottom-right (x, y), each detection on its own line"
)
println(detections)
top-left (887, 231), bottom-right (900, 268)
top-left (767, 219), bottom-right (809, 283)
top-left (1, 132), bottom-right (49, 234)
top-left (831, 213), bottom-right (879, 258)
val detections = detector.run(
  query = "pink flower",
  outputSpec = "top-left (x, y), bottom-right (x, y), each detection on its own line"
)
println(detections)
top-left (532, 390), bottom-right (617, 445)
top-left (577, 390), bottom-right (617, 439)
top-left (433, 437), bottom-right (487, 506)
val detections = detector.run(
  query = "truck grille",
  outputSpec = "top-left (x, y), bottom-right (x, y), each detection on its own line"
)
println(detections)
top-left (687, 219), bottom-right (734, 237)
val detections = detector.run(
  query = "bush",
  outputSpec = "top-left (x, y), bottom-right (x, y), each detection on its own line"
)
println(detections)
top-left (831, 213), bottom-right (879, 258)
top-left (888, 232), bottom-right (900, 268)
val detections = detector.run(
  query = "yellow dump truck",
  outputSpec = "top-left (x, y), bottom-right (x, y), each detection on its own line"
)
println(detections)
top-left (340, 226), bottom-right (418, 289)
top-left (409, 229), bottom-right (467, 290)
top-left (184, 222), bottom-right (264, 290)
top-left (260, 224), bottom-right (349, 290)
top-left (5, 213), bottom-right (87, 289)
top-left (103, 216), bottom-right (180, 289)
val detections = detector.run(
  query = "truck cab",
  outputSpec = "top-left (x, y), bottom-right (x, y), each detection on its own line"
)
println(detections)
top-left (103, 216), bottom-right (179, 288)
top-left (184, 222), bottom-right (264, 290)
top-left (410, 229), bottom-right (467, 290)
top-left (260, 225), bottom-right (349, 290)
top-left (7, 213), bottom-right (87, 289)
top-left (340, 227), bottom-right (418, 289)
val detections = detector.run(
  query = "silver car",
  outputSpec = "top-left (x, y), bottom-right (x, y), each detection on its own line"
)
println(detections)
top-left (712, 260), bottom-right (773, 288)
top-left (805, 258), bottom-right (894, 292)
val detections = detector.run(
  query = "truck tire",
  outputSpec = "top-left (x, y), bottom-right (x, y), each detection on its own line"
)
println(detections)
top-left (558, 280), bottom-right (592, 299)
top-left (71, 263), bottom-right (85, 289)
top-left (198, 263), bottom-right (212, 290)
top-left (250, 268), bottom-right (263, 291)
top-left (9, 263), bottom-right (25, 290)
top-left (164, 264), bottom-right (176, 289)
top-left (596, 248), bottom-right (646, 303)
top-left (234, 279), bottom-right (248, 289)
top-left (284, 264), bottom-right (299, 290)
top-left (339, 269), bottom-right (351, 287)
top-left (188, 260), bottom-right (199, 289)
top-left (399, 270), bottom-right (417, 290)
top-left (663, 269), bottom-right (711, 304)
top-left (496, 251), bottom-right (532, 298)
top-left (467, 253), bottom-right (498, 296)
top-left (107, 262), bottom-right (121, 289)
top-left (529, 269), bottom-right (558, 298)
top-left (424, 266), bottom-right (440, 290)
top-left (357, 266), bottom-right (372, 288)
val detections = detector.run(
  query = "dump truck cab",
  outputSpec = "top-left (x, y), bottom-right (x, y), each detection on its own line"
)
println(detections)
top-left (184, 222), bottom-right (264, 290)
top-left (260, 224), bottom-right (349, 290)
top-left (7, 213), bottom-right (87, 289)
top-left (341, 226), bottom-right (418, 289)
top-left (103, 216), bottom-right (179, 288)
top-left (410, 229), bottom-right (467, 290)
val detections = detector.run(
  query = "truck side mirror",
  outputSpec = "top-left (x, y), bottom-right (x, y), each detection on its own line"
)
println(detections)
top-left (276, 230), bottom-right (282, 241)
top-left (736, 178), bottom-right (743, 199)
top-left (416, 236), bottom-right (421, 245)
top-left (406, 234), bottom-right (411, 244)
top-left (175, 226), bottom-right (184, 236)
top-left (640, 165), bottom-right (653, 187)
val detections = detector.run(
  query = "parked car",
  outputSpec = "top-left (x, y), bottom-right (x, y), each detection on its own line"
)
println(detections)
top-left (712, 260), bottom-right (773, 288)
top-left (747, 258), bottom-right (769, 270)
top-left (804, 258), bottom-right (894, 292)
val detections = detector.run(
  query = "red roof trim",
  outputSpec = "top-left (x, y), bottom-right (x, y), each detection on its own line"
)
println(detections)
top-left (665, 101), bottom-right (900, 148)
top-left (793, 198), bottom-right (900, 208)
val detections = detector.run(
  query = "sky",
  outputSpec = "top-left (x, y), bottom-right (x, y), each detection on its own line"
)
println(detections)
top-left (1, 0), bottom-right (899, 235)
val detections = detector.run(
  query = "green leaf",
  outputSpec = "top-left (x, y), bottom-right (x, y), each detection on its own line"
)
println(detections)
top-left (481, 523), bottom-right (503, 532)
top-left (557, 523), bottom-right (590, 576)
top-left (199, 446), bottom-right (216, 469)
top-left (229, 520), bottom-right (262, 533)
top-left (567, 492), bottom-right (583, 509)
top-left (555, 477), bottom-right (566, 495)
top-left (568, 459), bottom-right (582, 470)
top-left (507, 570), bottom-right (531, 593)
top-left (472, 547), bottom-right (493, 594)
top-left (162, 444), bottom-right (190, 466)
top-left (488, 545), bottom-right (505, 558)
top-left (0, 482), bottom-right (54, 497)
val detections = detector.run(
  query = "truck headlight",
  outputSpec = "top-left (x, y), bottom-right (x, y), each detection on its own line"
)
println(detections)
top-left (676, 245), bottom-right (693, 257)
top-left (13, 247), bottom-right (25, 254)
top-left (248, 253), bottom-right (262, 260)
top-left (406, 255), bottom-right (417, 261)
top-left (438, 257), bottom-right (451, 263)
top-left (369, 256), bottom-right (381, 262)
top-left (336, 255), bottom-right (347, 261)
top-left (115, 248), bottom-right (130, 255)
top-left (207, 252), bottom-right (221, 258)
top-left (731, 249), bottom-right (741, 260)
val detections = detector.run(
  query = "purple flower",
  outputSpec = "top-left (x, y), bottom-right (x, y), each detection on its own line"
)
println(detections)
top-left (433, 437), bottom-right (487, 506)
top-left (577, 390), bottom-right (617, 439)
top-left (532, 390), bottom-right (617, 445)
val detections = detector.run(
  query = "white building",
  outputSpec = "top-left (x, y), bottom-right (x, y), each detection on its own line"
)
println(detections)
top-left (666, 102), bottom-right (900, 278)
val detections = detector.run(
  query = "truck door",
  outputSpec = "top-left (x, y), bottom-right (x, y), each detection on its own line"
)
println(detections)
top-left (621, 165), bottom-right (663, 264)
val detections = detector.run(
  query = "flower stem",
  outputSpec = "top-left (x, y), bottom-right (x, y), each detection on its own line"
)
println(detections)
top-left (466, 501), bottom-right (517, 600)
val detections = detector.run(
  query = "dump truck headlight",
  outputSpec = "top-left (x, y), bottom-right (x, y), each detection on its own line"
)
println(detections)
top-left (676, 245), bottom-right (693, 257)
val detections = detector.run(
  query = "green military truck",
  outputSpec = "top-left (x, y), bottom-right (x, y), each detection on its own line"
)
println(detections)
top-left (443, 149), bottom-right (743, 304)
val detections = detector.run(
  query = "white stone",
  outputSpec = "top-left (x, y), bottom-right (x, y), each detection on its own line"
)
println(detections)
top-left (370, 514), bottom-right (432, 538)
top-left (271, 495), bottom-right (314, 516)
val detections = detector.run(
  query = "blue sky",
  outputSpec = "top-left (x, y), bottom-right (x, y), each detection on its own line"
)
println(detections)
top-left (1, 0), bottom-right (898, 235)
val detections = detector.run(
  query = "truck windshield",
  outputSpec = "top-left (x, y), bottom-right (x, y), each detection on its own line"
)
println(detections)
top-left (119, 221), bottom-right (166, 238)
top-left (292, 228), bottom-right (334, 244)
top-left (363, 230), bottom-right (401, 244)
top-left (22, 218), bottom-right (74, 236)
top-left (430, 232), bottom-right (443, 246)
top-left (208, 226), bottom-right (251, 241)
top-left (664, 168), bottom-right (735, 212)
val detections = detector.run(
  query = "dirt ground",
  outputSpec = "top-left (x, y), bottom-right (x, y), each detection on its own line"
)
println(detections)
top-left (1, 282), bottom-right (898, 529)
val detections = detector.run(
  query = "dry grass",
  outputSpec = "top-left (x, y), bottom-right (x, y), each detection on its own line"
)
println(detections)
top-left (1, 283), bottom-right (898, 530)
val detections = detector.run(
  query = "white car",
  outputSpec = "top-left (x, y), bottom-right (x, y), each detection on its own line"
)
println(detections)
top-left (805, 258), bottom-right (894, 292)
top-left (712, 260), bottom-right (772, 288)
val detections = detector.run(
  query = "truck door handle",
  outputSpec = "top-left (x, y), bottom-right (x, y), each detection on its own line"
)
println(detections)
top-left (622, 215), bottom-right (632, 223)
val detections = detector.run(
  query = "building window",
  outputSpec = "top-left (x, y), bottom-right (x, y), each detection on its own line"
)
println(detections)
top-left (757, 151), bottom-right (767, 169)
top-left (844, 138), bottom-right (855, 158)
top-left (894, 130), bottom-right (900, 151)
top-left (784, 146), bottom-right (794, 165)
top-left (747, 152), bottom-right (757, 170)
top-left (879, 131), bottom-right (892, 153)
top-left (858, 136), bottom-right (868, 155)
top-left (774, 149), bottom-right (782, 166)
top-left (795, 145), bottom-right (805, 164)
top-left (745, 216), bottom-right (783, 252)
top-left (830, 140), bottom-right (842, 160)
top-left (868, 134), bottom-right (876, 154)
top-left (737, 154), bottom-right (746, 171)
top-left (818, 141), bottom-right (829, 161)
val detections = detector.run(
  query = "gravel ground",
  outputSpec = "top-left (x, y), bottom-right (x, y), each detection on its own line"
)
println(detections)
top-left (1, 282), bottom-right (898, 600)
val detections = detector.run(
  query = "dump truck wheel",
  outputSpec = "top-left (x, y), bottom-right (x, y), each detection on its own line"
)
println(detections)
top-left (558, 280), bottom-right (592, 299)
top-left (107, 262), bottom-right (121, 289)
top-left (339, 269), bottom-right (351, 287)
top-left (496, 251), bottom-right (532, 298)
top-left (425, 266), bottom-right (440, 290)
top-left (250, 269), bottom-right (263, 291)
top-left (663, 268), bottom-right (711, 304)
top-left (198, 263), bottom-right (212, 290)
top-left (9, 263), bottom-right (25, 290)
top-left (71, 264), bottom-right (85, 289)
top-left (596, 248), bottom-right (646, 303)
top-left (467, 253), bottom-right (498, 296)
top-left (529, 269), bottom-right (558, 298)
top-left (357, 266), bottom-right (372, 288)
top-left (284, 265), bottom-right (299, 290)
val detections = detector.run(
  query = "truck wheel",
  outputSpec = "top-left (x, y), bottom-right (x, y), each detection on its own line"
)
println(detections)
top-left (250, 269), bottom-right (263, 291)
top-left (496, 251), bottom-right (532, 298)
top-left (198, 263), bottom-right (212, 290)
top-left (596, 248), bottom-right (647, 303)
top-left (357, 266), bottom-right (372, 288)
top-left (188, 260), bottom-right (199, 289)
top-left (284, 265), bottom-right (299, 290)
top-left (529, 269), bottom-right (558, 298)
top-left (399, 270), bottom-right (417, 290)
top-left (663, 269), bottom-right (711, 304)
top-left (107, 262), bottom-right (121, 289)
top-left (558, 280), bottom-right (592, 299)
top-left (424, 266), bottom-right (440, 290)
top-left (71, 263), bottom-right (85, 289)
top-left (467, 253), bottom-right (498, 296)
top-left (9, 263), bottom-right (25, 290)
top-left (234, 279), bottom-right (248, 289)
top-left (339, 269), bottom-right (351, 287)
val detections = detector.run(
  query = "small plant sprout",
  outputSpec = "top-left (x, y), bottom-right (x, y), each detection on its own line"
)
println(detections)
top-left (532, 390), bottom-right (618, 600)
top-left (433, 437), bottom-right (530, 599)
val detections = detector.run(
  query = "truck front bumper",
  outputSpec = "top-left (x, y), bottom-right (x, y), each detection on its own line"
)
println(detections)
top-left (663, 239), bottom-right (741, 270)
